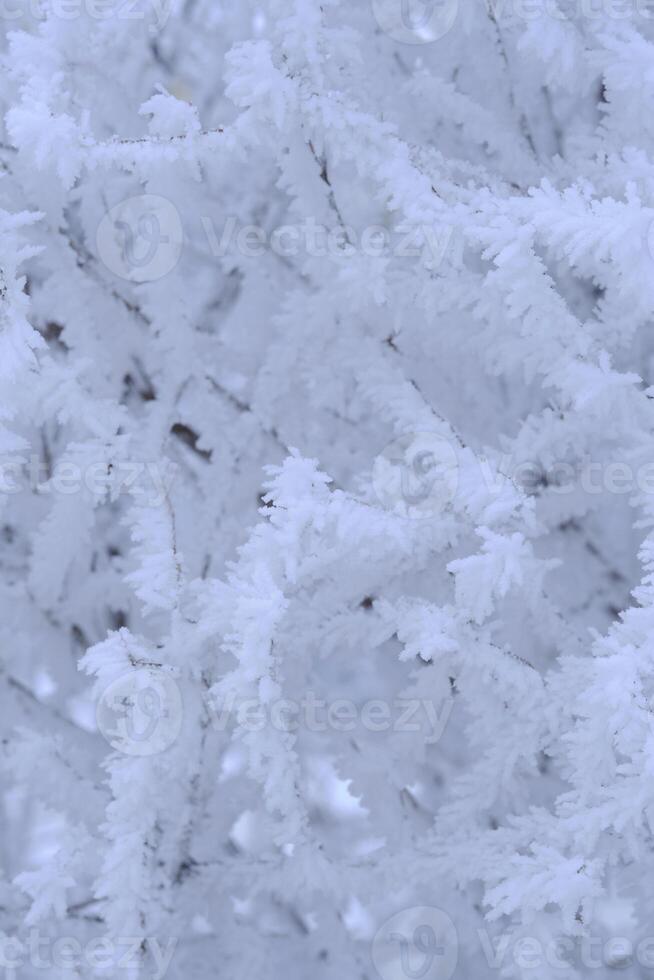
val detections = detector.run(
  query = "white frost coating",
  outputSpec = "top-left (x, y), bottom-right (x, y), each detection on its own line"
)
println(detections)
top-left (0, 2), bottom-right (652, 978)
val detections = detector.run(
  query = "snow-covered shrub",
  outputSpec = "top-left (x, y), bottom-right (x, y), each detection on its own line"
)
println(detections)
top-left (2, 0), bottom-right (654, 977)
